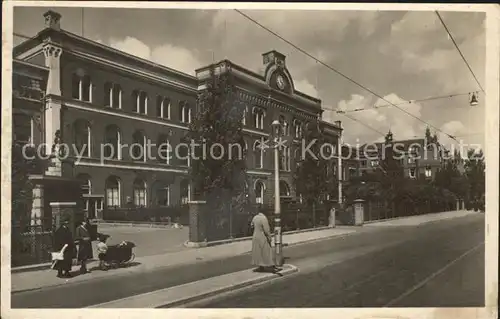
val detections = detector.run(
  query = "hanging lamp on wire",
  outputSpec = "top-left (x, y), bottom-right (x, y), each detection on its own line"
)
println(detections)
top-left (469, 91), bottom-right (479, 106)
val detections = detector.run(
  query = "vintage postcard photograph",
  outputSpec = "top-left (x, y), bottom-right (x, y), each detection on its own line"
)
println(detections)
top-left (2, 2), bottom-right (498, 319)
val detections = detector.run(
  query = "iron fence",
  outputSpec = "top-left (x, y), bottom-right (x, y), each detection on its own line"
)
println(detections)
top-left (11, 216), bottom-right (56, 267)
top-left (102, 204), bottom-right (190, 225)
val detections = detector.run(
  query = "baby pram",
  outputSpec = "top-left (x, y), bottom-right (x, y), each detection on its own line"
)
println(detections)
top-left (100, 239), bottom-right (136, 268)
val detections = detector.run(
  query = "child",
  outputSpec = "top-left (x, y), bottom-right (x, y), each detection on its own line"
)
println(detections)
top-left (97, 235), bottom-right (109, 271)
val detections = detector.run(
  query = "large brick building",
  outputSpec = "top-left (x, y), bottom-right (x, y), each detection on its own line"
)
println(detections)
top-left (12, 10), bottom-right (343, 219)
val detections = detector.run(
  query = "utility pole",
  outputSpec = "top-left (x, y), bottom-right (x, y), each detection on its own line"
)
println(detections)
top-left (272, 119), bottom-right (283, 266)
top-left (338, 121), bottom-right (343, 205)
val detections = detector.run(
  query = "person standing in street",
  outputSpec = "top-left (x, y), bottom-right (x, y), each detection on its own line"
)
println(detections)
top-left (251, 209), bottom-right (281, 273)
top-left (75, 219), bottom-right (93, 274)
top-left (53, 217), bottom-right (75, 278)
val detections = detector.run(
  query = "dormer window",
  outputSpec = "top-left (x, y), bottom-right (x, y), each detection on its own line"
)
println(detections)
top-left (253, 107), bottom-right (265, 129)
top-left (72, 73), bottom-right (92, 102)
top-left (156, 96), bottom-right (171, 119)
top-left (180, 101), bottom-right (192, 124)
top-left (104, 82), bottom-right (122, 109)
top-left (132, 90), bottom-right (148, 114)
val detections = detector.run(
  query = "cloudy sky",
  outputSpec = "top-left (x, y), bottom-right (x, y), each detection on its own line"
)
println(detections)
top-left (13, 5), bottom-right (486, 153)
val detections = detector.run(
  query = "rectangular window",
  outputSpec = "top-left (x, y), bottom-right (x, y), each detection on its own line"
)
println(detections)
top-left (13, 113), bottom-right (32, 145)
top-left (425, 167), bottom-right (432, 178)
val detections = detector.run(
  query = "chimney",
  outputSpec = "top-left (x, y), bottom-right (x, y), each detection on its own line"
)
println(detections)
top-left (43, 10), bottom-right (62, 31)
top-left (335, 120), bottom-right (342, 128)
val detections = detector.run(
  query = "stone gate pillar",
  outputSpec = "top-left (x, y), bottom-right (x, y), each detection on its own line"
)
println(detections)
top-left (186, 201), bottom-right (208, 247)
top-left (353, 199), bottom-right (365, 226)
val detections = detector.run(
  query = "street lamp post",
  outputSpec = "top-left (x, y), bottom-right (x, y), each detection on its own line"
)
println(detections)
top-left (271, 119), bottom-right (283, 266)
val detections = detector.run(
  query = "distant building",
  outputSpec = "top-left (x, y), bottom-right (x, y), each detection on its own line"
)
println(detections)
top-left (357, 131), bottom-right (445, 181)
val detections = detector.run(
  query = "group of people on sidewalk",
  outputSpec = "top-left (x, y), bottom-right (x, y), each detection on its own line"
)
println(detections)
top-left (50, 206), bottom-right (309, 278)
top-left (52, 218), bottom-right (106, 278)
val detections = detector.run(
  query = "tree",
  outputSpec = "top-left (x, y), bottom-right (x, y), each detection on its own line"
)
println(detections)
top-left (434, 150), bottom-right (469, 201)
top-left (293, 120), bottom-right (330, 205)
top-left (11, 143), bottom-right (47, 224)
top-left (187, 67), bottom-right (247, 211)
top-left (464, 148), bottom-right (485, 204)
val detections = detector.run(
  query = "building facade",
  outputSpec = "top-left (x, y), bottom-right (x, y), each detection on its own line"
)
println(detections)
top-left (13, 10), bottom-right (343, 218)
top-left (357, 132), bottom-right (445, 181)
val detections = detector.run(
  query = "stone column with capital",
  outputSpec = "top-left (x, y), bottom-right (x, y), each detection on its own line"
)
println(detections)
top-left (43, 43), bottom-right (63, 157)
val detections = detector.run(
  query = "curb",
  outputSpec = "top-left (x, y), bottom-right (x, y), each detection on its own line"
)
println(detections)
top-left (88, 264), bottom-right (298, 308)
top-left (363, 210), bottom-right (477, 226)
top-left (362, 210), bottom-right (473, 225)
top-left (185, 225), bottom-right (332, 248)
top-left (12, 258), bottom-right (98, 274)
top-left (160, 264), bottom-right (298, 308)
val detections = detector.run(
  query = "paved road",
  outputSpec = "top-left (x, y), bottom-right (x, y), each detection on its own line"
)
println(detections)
top-left (191, 214), bottom-right (485, 308)
top-left (11, 214), bottom-right (484, 308)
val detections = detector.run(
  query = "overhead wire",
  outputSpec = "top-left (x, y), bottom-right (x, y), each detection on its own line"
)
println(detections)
top-left (435, 11), bottom-right (484, 92)
top-left (332, 92), bottom-right (474, 114)
top-left (235, 9), bottom-right (464, 142)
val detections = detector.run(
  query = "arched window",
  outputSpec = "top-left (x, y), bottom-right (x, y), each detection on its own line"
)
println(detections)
top-left (152, 181), bottom-right (170, 207)
top-left (180, 179), bottom-right (191, 204)
top-left (279, 180), bottom-right (291, 197)
top-left (72, 73), bottom-right (92, 102)
top-left (253, 107), bottom-right (265, 129)
top-left (104, 125), bottom-right (121, 160)
top-left (180, 101), bottom-right (192, 123)
top-left (105, 176), bottom-right (121, 207)
top-left (132, 90), bottom-right (148, 114)
top-left (293, 119), bottom-right (303, 139)
top-left (74, 119), bottom-right (91, 157)
top-left (253, 139), bottom-right (265, 169)
top-left (133, 178), bottom-right (147, 207)
top-left (157, 134), bottom-right (171, 164)
top-left (156, 96), bottom-right (171, 119)
top-left (132, 130), bottom-right (147, 162)
top-left (242, 105), bottom-right (248, 125)
top-left (254, 180), bottom-right (265, 204)
top-left (76, 174), bottom-right (92, 195)
top-left (104, 82), bottom-right (122, 109)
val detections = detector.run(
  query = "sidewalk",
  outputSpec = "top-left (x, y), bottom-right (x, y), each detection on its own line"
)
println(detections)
top-left (11, 209), bottom-right (477, 293)
top-left (11, 226), bottom-right (356, 293)
top-left (88, 264), bottom-right (298, 308)
top-left (363, 210), bottom-right (478, 227)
